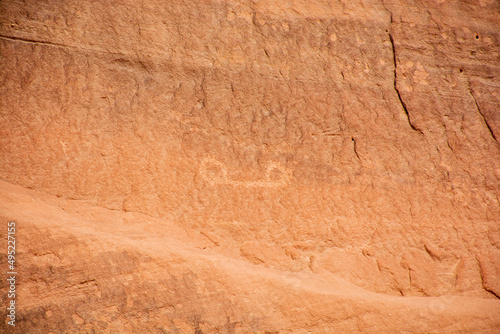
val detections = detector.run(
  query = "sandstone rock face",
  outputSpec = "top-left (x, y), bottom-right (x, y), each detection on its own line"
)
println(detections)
top-left (1, 181), bottom-right (500, 333)
top-left (1, 0), bottom-right (499, 332)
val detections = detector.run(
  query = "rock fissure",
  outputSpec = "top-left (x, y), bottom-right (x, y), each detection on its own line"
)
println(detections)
top-left (351, 137), bottom-right (361, 160)
top-left (0, 34), bottom-right (71, 49)
top-left (389, 33), bottom-right (424, 134)
top-left (469, 87), bottom-right (499, 145)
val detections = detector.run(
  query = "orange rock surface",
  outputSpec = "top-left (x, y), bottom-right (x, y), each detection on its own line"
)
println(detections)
top-left (1, 0), bottom-right (499, 332)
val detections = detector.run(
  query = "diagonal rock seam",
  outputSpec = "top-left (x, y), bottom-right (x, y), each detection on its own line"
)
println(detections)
top-left (352, 137), bottom-right (361, 160)
top-left (389, 33), bottom-right (423, 134)
top-left (468, 87), bottom-right (499, 145)
top-left (475, 254), bottom-right (500, 299)
top-left (0, 34), bottom-right (150, 68)
top-left (0, 34), bottom-right (70, 49)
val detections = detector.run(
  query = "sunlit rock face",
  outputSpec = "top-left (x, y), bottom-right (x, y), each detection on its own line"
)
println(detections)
top-left (1, 0), bottom-right (499, 332)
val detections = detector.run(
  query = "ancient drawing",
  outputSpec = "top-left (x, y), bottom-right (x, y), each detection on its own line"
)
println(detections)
top-left (199, 157), bottom-right (292, 188)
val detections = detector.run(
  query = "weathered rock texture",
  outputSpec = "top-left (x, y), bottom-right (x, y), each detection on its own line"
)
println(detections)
top-left (0, 0), bottom-right (499, 332)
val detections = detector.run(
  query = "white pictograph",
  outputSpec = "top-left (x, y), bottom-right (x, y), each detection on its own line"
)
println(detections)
top-left (60, 141), bottom-right (67, 154)
top-left (199, 157), bottom-right (292, 188)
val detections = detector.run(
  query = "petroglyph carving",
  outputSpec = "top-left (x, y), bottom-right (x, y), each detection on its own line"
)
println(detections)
top-left (199, 157), bottom-right (292, 188)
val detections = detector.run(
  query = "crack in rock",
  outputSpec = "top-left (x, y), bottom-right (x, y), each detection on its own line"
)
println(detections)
top-left (469, 87), bottom-right (499, 145)
top-left (389, 33), bottom-right (423, 134)
top-left (0, 34), bottom-right (70, 49)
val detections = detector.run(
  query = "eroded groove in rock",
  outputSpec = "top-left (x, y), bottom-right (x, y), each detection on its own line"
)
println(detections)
top-left (0, 34), bottom-right (68, 48)
top-left (351, 137), bottom-right (361, 160)
top-left (389, 33), bottom-right (423, 134)
top-left (469, 87), bottom-right (499, 145)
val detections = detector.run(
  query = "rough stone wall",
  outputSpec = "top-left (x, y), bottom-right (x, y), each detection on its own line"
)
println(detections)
top-left (1, 181), bottom-right (500, 333)
top-left (0, 0), bottom-right (499, 332)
